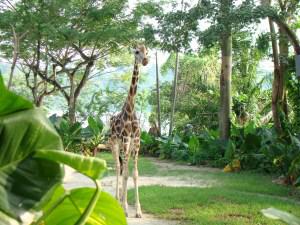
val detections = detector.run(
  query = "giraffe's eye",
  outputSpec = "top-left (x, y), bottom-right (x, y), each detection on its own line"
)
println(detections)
top-left (135, 51), bottom-right (139, 54)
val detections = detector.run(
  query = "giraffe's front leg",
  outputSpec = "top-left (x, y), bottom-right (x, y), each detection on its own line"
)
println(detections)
top-left (133, 137), bottom-right (142, 218)
top-left (112, 141), bottom-right (121, 201)
top-left (121, 136), bottom-right (131, 216)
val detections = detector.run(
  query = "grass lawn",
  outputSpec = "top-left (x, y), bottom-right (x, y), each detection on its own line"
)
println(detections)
top-left (97, 151), bottom-right (158, 176)
top-left (97, 152), bottom-right (300, 225)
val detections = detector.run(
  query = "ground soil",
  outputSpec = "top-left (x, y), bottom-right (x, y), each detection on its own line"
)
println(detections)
top-left (63, 158), bottom-right (217, 225)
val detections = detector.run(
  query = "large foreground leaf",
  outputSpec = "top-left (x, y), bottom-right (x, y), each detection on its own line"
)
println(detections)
top-left (261, 207), bottom-right (300, 225)
top-left (0, 108), bottom-right (64, 221)
top-left (0, 76), bottom-right (64, 221)
top-left (35, 150), bottom-right (106, 180)
top-left (43, 187), bottom-right (127, 225)
top-left (0, 75), bottom-right (33, 116)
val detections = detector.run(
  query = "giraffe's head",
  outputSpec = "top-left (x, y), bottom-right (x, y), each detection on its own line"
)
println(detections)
top-left (133, 45), bottom-right (148, 66)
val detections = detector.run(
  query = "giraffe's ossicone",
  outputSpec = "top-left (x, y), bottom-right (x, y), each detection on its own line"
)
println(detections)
top-left (109, 45), bottom-right (148, 218)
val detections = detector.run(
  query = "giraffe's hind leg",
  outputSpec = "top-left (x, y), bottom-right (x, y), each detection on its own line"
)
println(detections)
top-left (132, 137), bottom-right (142, 218)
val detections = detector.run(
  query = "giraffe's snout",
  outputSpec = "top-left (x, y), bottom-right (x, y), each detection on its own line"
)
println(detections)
top-left (142, 58), bottom-right (148, 66)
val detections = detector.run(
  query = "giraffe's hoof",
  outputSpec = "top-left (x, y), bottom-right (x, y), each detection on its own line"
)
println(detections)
top-left (135, 212), bottom-right (142, 218)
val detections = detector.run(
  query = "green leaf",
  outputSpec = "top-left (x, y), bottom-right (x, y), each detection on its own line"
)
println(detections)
top-left (188, 135), bottom-right (199, 153)
top-left (43, 188), bottom-right (127, 225)
top-left (295, 176), bottom-right (300, 187)
top-left (261, 208), bottom-right (300, 225)
top-left (0, 75), bottom-right (33, 116)
top-left (88, 116), bottom-right (104, 136)
top-left (34, 150), bottom-right (107, 180)
top-left (0, 108), bottom-right (63, 221)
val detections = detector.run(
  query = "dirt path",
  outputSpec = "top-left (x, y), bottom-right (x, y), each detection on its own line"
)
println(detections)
top-left (63, 158), bottom-right (216, 225)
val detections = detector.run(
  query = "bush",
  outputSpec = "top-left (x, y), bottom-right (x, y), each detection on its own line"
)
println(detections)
top-left (140, 131), bottom-right (159, 156)
top-left (157, 134), bottom-right (189, 160)
top-left (140, 122), bottom-right (300, 186)
top-left (49, 114), bottom-right (106, 155)
top-left (229, 122), bottom-right (300, 184)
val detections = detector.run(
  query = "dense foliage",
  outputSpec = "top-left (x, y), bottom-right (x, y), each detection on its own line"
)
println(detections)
top-left (141, 120), bottom-right (300, 185)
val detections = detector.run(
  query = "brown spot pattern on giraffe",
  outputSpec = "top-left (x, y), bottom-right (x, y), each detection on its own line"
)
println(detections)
top-left (126, 104), bottom-right (131, 112)
top-left (130, 86), bottom-right (134, 95)
top-left (132, 77), bottom-right (137, 84)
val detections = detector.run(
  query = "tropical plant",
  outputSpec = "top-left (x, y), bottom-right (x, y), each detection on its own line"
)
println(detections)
top-left (140, 131), bottom-right (159, 156)
top-left (157, 134), bottom-right (189, 161)
top-left (0, 75), bottom-right (126, 225)
top-left (49, 114), bottom-right (83, 153)
top-left (261, 208), bottom-right (300, 225)
top-left (49, 114), bottom-right (106, 155)
top-left (82, 116), bottom-right (107, 156)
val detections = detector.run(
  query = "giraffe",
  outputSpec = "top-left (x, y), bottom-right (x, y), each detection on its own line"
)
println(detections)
top-left (109, 45), bottom-right (148, 218)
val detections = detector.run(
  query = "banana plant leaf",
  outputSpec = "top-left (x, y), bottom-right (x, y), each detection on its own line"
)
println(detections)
top-left (34, 150), bottom-right (106, 180)
top-left (261, 207), bottom-right (300, 225)
top-left (0, 76), bottom-right (64, 222)
top-left (41, 186), bottom-right (127, 225)
top-left (0, 75), bottom-right (33, 116)
top-left (0, 75), bottom-right (126, 225)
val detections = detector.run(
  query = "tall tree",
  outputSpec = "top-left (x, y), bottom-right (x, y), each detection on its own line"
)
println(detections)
top-left (152, 51), bottom-right (220, 132)
top-left (157, 1), bottom-right (191, 136)
top-left (261, 0), bottom-right (300, 133)
top-left (219, 0), bottom-right (233, 140)
top-left (7, 26), bottom-right (27, 90)
top-left (155, 52), bottom-right (162, 136)
top-left (169, 51), bottom-right (179, 136)
top-left (184, 0), bottom-right (300, 139)
top-left (0, 0), bottom-right (139, 123)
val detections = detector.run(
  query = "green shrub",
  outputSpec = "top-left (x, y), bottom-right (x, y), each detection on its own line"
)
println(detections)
top-left (140, 131), bottom-right (160, 156)
top-left (157, 134), bottom-right (189, 160)
top-left (49, 114), bottom-right (106, 155)
top-left (229, 122), bottom-right (300, 184)
top-left (141, 121), bottom-right (300, 185)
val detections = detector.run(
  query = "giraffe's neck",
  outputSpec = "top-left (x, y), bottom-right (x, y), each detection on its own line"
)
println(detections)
top-left (122, 61), bottom-right (139, 114)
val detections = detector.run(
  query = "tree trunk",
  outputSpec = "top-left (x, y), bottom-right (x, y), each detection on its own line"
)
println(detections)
top-left (36, 96), bottom-right (44, 107)
top-left (279, 27), bottom-right (289, 117)
top-left (69, 75), bottom-right (76, 123)
top-left (33, 39), bottom-right (41, 106)
top-left (155, 52), bottom-right (161, 136)
top-left (219, 0), bottom-right (232, 141)
top-left (219, 31), bottom-right (232, 141)
top-left (272, 18), bottom-right (300, 55)
top-left (7, 27), bottom-right (18, 90)
top-left (169, 51), bottom-right (179, 136)
top-left (269, 18), bottom-right (283, 133)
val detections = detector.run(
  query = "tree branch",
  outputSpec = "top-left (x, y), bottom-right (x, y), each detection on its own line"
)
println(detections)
top-left (72, 44), bottom-right (89, 60)
top-left (74, 61), bottom-right (94, 99)
top-left (272, 18), bottom-right (300, 54)
top-left (34, 68), bottom-right (70, 101)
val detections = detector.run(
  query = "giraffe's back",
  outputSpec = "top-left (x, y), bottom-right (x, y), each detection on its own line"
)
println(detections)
top-left (110, 111), bottom-right (140, 140)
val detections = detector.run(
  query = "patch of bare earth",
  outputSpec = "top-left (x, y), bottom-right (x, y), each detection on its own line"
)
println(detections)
top-left (151, 158), bottom-right (221, 173)
top-left (63, 158), bottom-right (217, 225)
